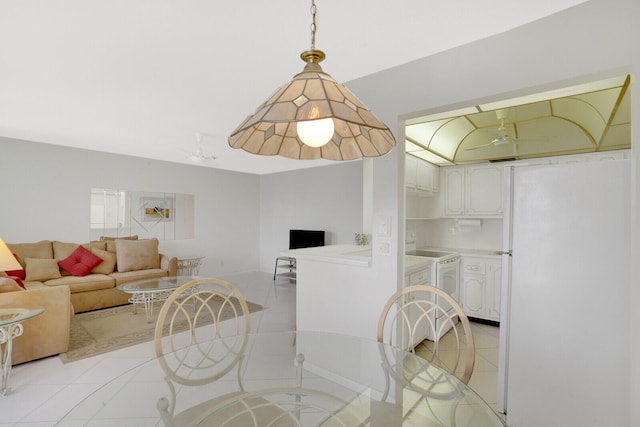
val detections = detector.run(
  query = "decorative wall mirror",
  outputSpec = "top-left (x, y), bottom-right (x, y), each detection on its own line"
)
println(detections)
top-left (90, 189), bottom-right (195, 240)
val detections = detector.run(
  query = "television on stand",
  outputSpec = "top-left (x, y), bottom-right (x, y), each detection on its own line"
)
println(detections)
top-left (289, 229), bottom-right (325, 250)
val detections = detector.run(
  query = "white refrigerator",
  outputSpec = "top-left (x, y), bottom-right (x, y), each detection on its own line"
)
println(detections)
top-left (498, 159), bottom-right (630, 426)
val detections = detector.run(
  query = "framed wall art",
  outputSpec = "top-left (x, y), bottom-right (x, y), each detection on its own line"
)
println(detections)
top-left (141, 196), bottom-right (174, 222)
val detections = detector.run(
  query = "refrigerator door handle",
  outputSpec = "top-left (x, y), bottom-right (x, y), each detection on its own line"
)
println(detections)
top-left (498, 250), bottom-right (512, 256)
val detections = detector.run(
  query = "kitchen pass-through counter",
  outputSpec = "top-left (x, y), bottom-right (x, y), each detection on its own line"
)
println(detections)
top-left (281, 244), bottom-right (437, 270)
top-left (283, 245), bottom-right (433, 340)
top-left (280, 244), bottom-right (372, 267)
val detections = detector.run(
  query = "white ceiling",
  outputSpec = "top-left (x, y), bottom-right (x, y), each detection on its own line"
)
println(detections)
top-left (0, 0), bottom-right (588, 175)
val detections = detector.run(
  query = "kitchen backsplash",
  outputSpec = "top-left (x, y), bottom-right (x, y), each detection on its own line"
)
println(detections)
top-left (406, 218), bottom-right (503, 251)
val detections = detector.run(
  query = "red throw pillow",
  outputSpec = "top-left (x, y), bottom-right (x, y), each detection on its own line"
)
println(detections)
top-left (58, 245), bottom-right (103, 277)
top-left (5, 275), bottom-right (26, 290)
top-left (5, 253), bottom-right (25, 280)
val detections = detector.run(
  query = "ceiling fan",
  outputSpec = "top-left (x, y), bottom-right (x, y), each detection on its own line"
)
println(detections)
top-left (466, 109), bottom-right (517, 151)
top-left (186, 133), bottom-right (216, 163)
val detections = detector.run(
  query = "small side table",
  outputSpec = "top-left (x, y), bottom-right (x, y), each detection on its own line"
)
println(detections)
top-left (177, 256), bottom-right (204, 276)
top-left (0, 306), bottom-right (44, 396)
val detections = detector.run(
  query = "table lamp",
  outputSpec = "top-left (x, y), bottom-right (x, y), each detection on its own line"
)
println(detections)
top-left (0, 237), bottom-right (22, 272)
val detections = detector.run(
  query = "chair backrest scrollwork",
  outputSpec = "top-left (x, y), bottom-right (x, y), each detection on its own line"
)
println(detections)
top-left (154, 277), bottom-right (251, 387)
top-left (377, 284), bottom-right (475, 385)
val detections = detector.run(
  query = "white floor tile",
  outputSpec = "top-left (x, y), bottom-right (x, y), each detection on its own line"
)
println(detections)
top-left (0, 384), bottom-right (66, 423)
top-left (21, 383), bottom-right (105, 423)
top-left (468, 370), bottom-right (499, 404)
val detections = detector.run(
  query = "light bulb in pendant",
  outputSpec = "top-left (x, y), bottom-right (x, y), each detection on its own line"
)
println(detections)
top-left (296, 105), bottom-right (334, 147)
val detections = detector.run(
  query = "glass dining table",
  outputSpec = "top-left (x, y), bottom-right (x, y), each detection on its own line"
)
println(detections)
top-left (56, 330), bottom-right (504, 426)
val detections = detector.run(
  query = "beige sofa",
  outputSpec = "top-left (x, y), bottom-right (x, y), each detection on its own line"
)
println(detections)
top-left (0, 283), bottom-right (71, 365)
top-left (0, 238), bottom-right (178, 364)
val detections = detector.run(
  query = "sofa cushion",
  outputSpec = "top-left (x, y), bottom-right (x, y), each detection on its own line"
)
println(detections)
top-left (24, 257), bottom-right (62, 281)
top-left (100, 235), bottom-right (138, 241)
top-left (45, 274), bottom-right (115, 293)
top-left (53, 241), bottom-right (107, 261)
top-left (110, 268), bottom-right (168, 285)
top-left (0, 277), bottom-right (25, 293)
top-left (58, 245), bottom-right (103, 277)
top-left (0, 284), bottom-right (72, 365)
top-left (115, 238), bottom-right (159, 272)
top-left (7, 240), bottom-right (53, 267)
top-left (4, 253), bottom-right (25, 279)
top-left (105, 241), bottom-right (116, 253)
top-left (90, 248), bottom-right (117, 274)
top-left (101, 235), bottom-right (138, 253)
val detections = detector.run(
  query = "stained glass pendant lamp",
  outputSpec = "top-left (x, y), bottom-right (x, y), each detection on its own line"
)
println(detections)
top-left (228, 0), bottom-right (396, 161)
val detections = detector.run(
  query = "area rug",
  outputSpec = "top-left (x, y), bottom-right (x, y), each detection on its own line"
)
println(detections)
top-left (60, 299), bottom-right (263, 363)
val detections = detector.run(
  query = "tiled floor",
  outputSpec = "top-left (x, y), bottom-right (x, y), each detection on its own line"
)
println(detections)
top-left (466, 322), bottom-right (501, 411)
top-left (414, 320), bottom-right (501, 411)
top-left (0, 272), bottom-right (501, 425)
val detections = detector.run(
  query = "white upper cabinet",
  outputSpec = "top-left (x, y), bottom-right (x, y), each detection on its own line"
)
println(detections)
top-left (443, 168), bottom-right (465, 216)
top-left (466, 165), bottom-right (503, 216)
top-left (417, 160), bottom-right (439, 192)
top-left (406, 154), bottom-right (439, 194)
top-left (443, 165), bottom-right (503, 217)
top-left (405, 154), bottom-right (418, 188)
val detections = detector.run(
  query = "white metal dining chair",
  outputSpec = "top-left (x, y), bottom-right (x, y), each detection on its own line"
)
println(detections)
top-left (376, 285), bottom-right (477, 426)
top-left (154, 277), bottom-right (329, 427)
top-left (377, 284), bottom-right (475, 385)
top-left (154, 277), bottom-right (262, 426)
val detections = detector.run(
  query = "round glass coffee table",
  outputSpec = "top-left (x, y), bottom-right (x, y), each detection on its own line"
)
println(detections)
top-left (116, 276), bottom-right (197, 322)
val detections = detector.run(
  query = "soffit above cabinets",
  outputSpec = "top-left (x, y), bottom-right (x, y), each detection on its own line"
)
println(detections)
top-left (405, 75), bottom-right (631, 166)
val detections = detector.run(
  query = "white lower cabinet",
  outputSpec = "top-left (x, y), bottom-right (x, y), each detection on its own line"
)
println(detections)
top-left (460, 255), bottom-right (501, 322)
top-left (404, 263), bottom-right (432, 347)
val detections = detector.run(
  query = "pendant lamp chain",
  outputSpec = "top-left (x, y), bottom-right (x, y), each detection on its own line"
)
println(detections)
top-left (310, 0), bottom-right (317, 49)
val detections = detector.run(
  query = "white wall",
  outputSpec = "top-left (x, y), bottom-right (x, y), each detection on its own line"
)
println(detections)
top-left (258, 162), bottom-right (364, 272)
top-left (0, 137), bottom-right (365, 277)
top-left (345, 0), bottom-right (639, 423)
top-left (0, 137), bottom-right (261, 276)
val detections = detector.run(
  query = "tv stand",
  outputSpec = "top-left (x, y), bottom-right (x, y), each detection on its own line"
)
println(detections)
top-left (274, 256), bottom-right (296, 280)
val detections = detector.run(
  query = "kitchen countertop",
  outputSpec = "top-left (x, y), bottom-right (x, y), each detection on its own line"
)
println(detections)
top-left (281, 245), bottom-right (439, 270)
top-left (280, 245), bottom-right (372, 267)
top-left (405, 255), bottom-right (433, 274)
top-left (280, 244), bottom-right (499, 270)
top-left (406, 255), bottom-right (433, 269)
top-left (419, 246), bottom-right (502, 257)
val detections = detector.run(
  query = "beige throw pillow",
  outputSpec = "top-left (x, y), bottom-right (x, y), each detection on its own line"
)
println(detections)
top-left (7, 240), bottom-right (53, 268)
top-left (103, 235), bottom-right (138, 253)
top-left (24, 257), bottom-right (62, 281)
top-left (90, 248), bottom-right (117, 274)
top-left (53, 241), bottom-right (107, 260)
top-left (115, 238), bottom-right (159, 272)
top-left (0, 277), bottom-right (25, 293)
